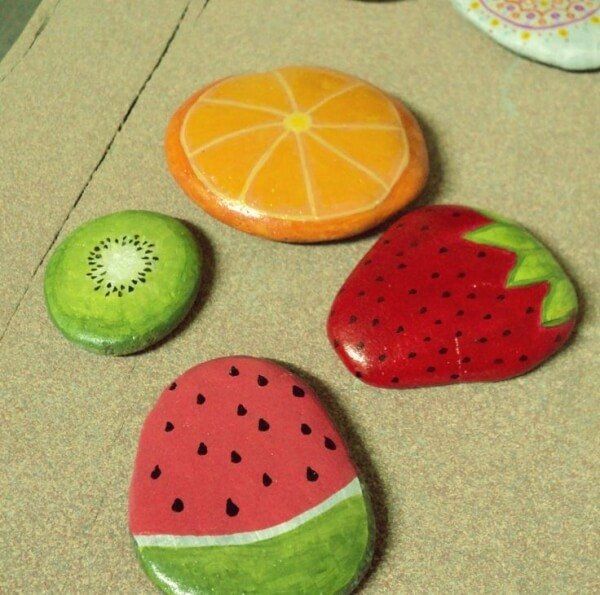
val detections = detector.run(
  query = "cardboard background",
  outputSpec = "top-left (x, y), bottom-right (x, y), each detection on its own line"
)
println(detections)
top-left (1, 0), bottom-right (598, 591)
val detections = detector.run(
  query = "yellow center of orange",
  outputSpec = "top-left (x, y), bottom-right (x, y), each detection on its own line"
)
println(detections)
top-left (284, 112), bottom-right (312, 132)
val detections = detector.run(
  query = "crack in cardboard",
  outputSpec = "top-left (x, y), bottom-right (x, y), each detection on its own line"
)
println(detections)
top-left (0, 0), bottom-right (198, 346)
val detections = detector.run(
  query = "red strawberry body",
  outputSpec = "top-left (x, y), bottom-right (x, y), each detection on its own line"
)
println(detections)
top-left (327, 205), bottom-right (578, 388)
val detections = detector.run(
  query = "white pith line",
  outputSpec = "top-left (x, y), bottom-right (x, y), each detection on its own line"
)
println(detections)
top-left (133, 477), bottom-right (361, 548)
top-left (306, 82), bottom-right (362, 115)
top-left (197, 97), bottom-right (288, 118)
top-left (295, 133), bottom-right (317, 217)
top-left (238, 131), bottom-right (289, 204)
top-left (188, 123), bottom-right (283, 157)
top-left (273, 70), bottom-right (298, 111)
top-left (306, 131), bottom-right (389, 190)
top-left (312, 123), bottom-right (402, 131)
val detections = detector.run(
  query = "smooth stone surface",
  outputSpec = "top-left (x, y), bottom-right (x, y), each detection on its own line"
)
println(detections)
top-left (165, 65), bottom-right (428, 243)
top-left (452, 0), bottom-right (600, 71)
top-left (328, 205), bottom-right (578, 388)
top-left (44, 210), bottom-right (201, 355)
top-left (129, 356), bottom-right (373, 594)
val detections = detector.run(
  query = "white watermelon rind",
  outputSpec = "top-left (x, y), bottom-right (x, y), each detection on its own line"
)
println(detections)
top-left (133, 478), bottom-right (374, 594)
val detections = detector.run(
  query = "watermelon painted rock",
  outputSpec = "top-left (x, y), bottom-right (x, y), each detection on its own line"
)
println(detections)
top-left (328, 205), bottom-right (578, 388)
top-left (129, 357), bottom-right (374, 594)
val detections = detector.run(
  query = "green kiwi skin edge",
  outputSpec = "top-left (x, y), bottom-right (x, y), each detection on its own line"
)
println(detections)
top-left (44, 210), bottom-right (202, 356)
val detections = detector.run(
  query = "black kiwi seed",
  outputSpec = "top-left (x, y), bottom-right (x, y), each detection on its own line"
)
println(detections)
top-left (226, 498), bottom-right (239, 517)
top-left (86, 235), bottom-right (157, 298)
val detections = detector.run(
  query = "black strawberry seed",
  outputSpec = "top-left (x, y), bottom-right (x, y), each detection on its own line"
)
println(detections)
top-left (526, 306), bottom-right (535, 314)
top-left (197, 393), bottom-right (206, 405)
top-left (497, 294), bottom-right (506, 301)
top-left (301, 423), bottom-right (312, 435)
top-left (150, 465), bottom-right (161, 479)
top-left (165, 422), bottom-right (174, 432)
top-left (262, 473), bottom-right (273, 487)
top-left (378, 354), bottom-right (387, 361)
top-left (258, 418), bottom-right (270, 432)
top-left (226, 498), bottom-right (239, 517)
top-left (427, 366), bottom-right (436, 373)
top-left (349, 315), bottom-right (357, 323)
top-left (408, 352), bottom-right (416, 359)
top-left (461, 357), bottom-right (471, 364)
top-left (419, 307), bottom-right (427, 314)
top-left (355, 371), bottom-right (363, 378)
top-left (423, 337), bottom-right (431, 342)
top-left (377, 296), bottom-right (385, 303)
top-left (396, 326), bottom-right (405, 333)
top-left (229, 366), bottom-right (239, 376)
top-left (493, 358), bottom-right (504, 365)
top-left (439, 247), bottom-right (448, 254)
top-left (375, 276), bottom-right (384, 282)
top-left (391, 377), bottom-right (399, 384)
top-left (306, 467), bottom-right (319, 482)
top-left (477, 337), bottom-right (488, 343)
top-left (450, 373), bottom-right (459, 380)
top-left (439, 347), bottom-right (448, 354)
top-left (519, 355), bottom-right (529, 362)
top-left (441, 291), bottom-right (451, 298)
top-left (555, 334), bottom-right (562, 343)
top-left (257, 375), bottom-right (269, 386)
top-left (237, 404), bottom-right (247, 416)
top-left (503, 329), bottom-right (512, 336)
top-left (397, 263), bottom-right (407, 270)
top-left (434, 319), bottom-right (442, 325)
top-left (455, 331), bottom-right (463, 337)
top-left (483, 313), bottom-right (492, 320)
top-left (467, 293), bottom-right (476, 299)
top-left (408, 289), bottom-right (417, 295)
top-left (231, 450), bottom-right (242, 463)
top-left (431, 272), bottom-right (440, 279)
top-left (372, 318), bottom-right (380, 326)
top-left (324, 437), bottom-right (337, 450)
top-left (477, 251), bottom-right (486, 258)
top-left (171, 498), bottom-right (184, 513)
top-left (197, 442), bottom-right (207, 455)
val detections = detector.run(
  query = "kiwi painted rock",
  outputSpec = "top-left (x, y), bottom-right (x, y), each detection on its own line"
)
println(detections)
top-left (129, 356), bottom-right (374, 594)
top-left (328, 205), bottom-right (578, 388)
top-left (452, 0), bottom-right (600, 71)
top-left (44, 210), bottom-right (201, 355)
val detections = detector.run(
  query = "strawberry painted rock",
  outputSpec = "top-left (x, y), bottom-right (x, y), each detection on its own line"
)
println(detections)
top-left (328, 205), bottom-right (578, 388)
top-left (129, 356), bottom-right (374, 594)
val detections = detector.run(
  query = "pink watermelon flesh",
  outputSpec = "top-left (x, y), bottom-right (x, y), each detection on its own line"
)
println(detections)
top-left (129, 357), bottom-right (357, 536)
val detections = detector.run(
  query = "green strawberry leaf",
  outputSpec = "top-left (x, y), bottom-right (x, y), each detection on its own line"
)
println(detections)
top-left (465, 217), bottom-right (577, 327)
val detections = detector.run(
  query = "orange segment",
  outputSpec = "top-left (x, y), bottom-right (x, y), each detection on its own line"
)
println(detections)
top-left (302, 133), bottom-right (384, 218)
top-left (190, 126), bottom-right (284, 199)
top-left (170, 65), bottom-right (428, 240)
top-left (182, 102), bottom-right (280, 154)
top-left (245, 133), bottom-right (313, 218)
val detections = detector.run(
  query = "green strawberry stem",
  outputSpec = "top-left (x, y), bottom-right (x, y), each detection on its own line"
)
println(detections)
top-left (465, 215), bottom-right (577, 327)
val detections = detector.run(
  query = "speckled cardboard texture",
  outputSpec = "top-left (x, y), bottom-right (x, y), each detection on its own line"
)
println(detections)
top-left (1, 0), bottom-right (598, 592)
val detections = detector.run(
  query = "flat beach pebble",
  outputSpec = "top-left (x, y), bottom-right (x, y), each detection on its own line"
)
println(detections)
top-left (165, 65), bottom-right (428, 242)
top-left (452, 0), bottom-right (600, 71)
top-left (44, 210), bottom-right (201, 355)
top-left (129, 356), bottom-right (374, 594)
top-left (328, 205), bottom-right (578, 388)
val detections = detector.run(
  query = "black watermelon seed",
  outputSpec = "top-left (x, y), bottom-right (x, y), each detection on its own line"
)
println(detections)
top-left (150, 465), bottom-right (161, 479)
top-left (306, 467), bottom-right (319, 482)
top-left (229, 366), bottom-right (239, 376)
top-left (526, 306), bottom-right (535, 314)
top-left (301, 423), bottom-right (312, 435)
top-left (427, 366), bottom-right (436, 373)
top-left (231, 450), bottom-right (242, 463)
top-left (408, 352), bottom-right (416, 359)
top-left (441, 291), bottom-right (451, 298)
top-left (349, 315), bottom-right (357, 323)
top-left (197, 393), bottom-right (206, 405)
top-left (378, 354), bottom-right (387, 362)
top-left (262, 473), bottom-right (273, 487)
top-left (324, 437), bottom-right (337, 450)
top-left (257, 375), bottom-right (269, 386)
top-left (461, 357), bottom-right (471, 364)
top-left (258, 418), bottom-right (270, 432)
top-left (439, 247), bottom-right (448, 254)
top-left (503, 329), bottom-right (512, 336)
top-left (493, 358), bottom-right (504, 365)
top-left (237, 404), bottom-right (247, 416)
top-left (171, 498), bottom-right (184, 513)
top-left (477, 251), bottom-right (486, 258)
top-left (519, 355), bottom-right (528, 362)
top-left (431, 272), bottom-right (440, 279)
top-left (450, 373), bottom-right (459, 380)
top-left (372, 318), bottom-right (380, 326)
top-left (197, 442), bottom-right (207, 455)
top-left (483, 313), bottom-right (492, 320)
top-left (165, 422), bottom-right (174, 432)
top-left (226, 498), bottom-right (239, 517)
top-left (396, 326), bottom-right (405, 333)
top-left (439, 347), bottom-right (448, 354)
top-left (419, 307), bottom-right (427, 314)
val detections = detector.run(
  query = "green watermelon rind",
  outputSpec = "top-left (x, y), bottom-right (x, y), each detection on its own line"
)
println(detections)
top-left (465, 213), bottom-right (578, 327)
top-left (134, 491), bottom-right (373, 594)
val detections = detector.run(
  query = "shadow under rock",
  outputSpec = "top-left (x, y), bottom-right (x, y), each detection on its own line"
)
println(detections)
top-left (133, 218), bottom-right (215, 356)
top-left (275, 359), bottom-right (391, 588)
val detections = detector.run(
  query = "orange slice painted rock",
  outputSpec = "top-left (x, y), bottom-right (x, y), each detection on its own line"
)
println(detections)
top-left (166, 66), bottom-right (429, 242)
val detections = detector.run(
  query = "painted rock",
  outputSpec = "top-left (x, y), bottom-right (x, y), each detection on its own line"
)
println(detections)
top-left (129, 356), bottom-right (374, 594)
top-left (44, 210), bottom-right (201, 355)
top-left (166, 65), bottom-right (428, 243)
top-left (452, 0), bottom-right (600, 71)
top-left (328, 205), bottom-right (578, 388)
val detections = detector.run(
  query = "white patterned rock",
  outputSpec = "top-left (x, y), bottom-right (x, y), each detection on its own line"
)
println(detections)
top-left (452, 0), bottom-right (600, 71)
